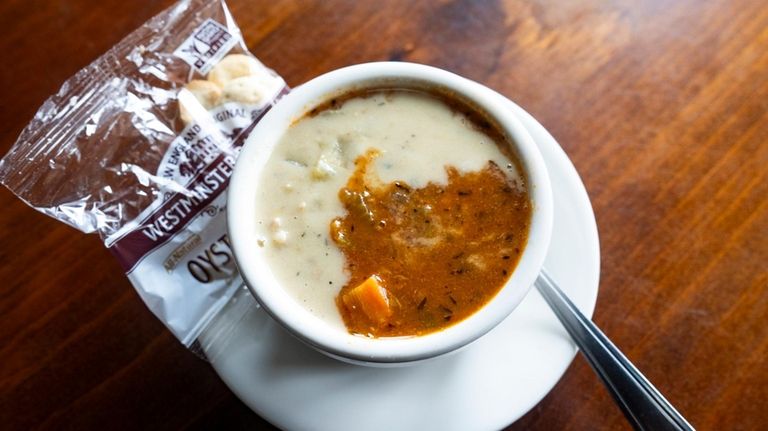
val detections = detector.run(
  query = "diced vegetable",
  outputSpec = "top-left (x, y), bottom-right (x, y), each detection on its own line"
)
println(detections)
top-left (342, 275), bottom-right (392, 324)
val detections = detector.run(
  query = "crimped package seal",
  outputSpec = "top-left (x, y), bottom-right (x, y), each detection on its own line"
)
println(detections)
top-left (0, 0), bottom-right (287, 353)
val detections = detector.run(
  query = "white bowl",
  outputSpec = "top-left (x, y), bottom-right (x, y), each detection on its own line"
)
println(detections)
top-left (228, 62), bottom-right (553, 366)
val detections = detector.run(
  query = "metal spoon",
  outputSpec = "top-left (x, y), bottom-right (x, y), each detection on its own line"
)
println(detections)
top-left (534, 269), bottom-right (695, 431)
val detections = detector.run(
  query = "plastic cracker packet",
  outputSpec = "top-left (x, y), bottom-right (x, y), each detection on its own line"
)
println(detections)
top-left (0, 0), bottom-right (288, 356)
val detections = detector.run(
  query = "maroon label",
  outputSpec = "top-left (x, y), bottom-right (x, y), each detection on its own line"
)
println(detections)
top-left (108, 90), bottom-right (286, 272)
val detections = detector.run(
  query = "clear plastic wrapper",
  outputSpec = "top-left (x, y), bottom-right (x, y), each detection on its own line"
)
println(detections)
top-left (0, 0), bottom-right (288, 353)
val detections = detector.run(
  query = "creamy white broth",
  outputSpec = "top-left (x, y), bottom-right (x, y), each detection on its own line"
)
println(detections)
top-left (254, 90), bottom-right (521, 328)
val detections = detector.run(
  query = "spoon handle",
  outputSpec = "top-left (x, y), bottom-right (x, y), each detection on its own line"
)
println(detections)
top-left (534, 269), bottom-right (695, 431)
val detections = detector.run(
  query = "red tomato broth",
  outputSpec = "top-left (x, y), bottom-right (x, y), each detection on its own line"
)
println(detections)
top-left (331, 144), bottom-right (531, 337)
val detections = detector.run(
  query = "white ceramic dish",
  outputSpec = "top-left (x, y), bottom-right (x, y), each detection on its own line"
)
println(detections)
top-left (201, 91), bottom-right (600, 430)
top-left (227, 62), bottom-right (554, 365)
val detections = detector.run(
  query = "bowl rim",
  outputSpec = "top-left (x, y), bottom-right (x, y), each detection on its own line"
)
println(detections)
top-left (227, 61), bottom-right (553, 364)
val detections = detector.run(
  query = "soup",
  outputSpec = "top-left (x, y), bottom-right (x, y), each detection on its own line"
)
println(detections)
top-left (254, 88), bottom-right (531, 337)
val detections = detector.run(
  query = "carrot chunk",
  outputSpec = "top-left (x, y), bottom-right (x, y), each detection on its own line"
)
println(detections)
top-left (342, 275), bottom-right (392, 324)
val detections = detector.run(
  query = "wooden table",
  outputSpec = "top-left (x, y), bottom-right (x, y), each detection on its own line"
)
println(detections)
top-left (1, 0), bottom-right (766, 429)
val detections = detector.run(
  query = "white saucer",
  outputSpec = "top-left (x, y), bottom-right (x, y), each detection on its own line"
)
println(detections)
top-left (200, 95), bottom-right (600, 431)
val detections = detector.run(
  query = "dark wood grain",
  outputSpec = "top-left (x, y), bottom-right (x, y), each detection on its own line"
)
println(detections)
top-left (1, 0), bottom-right (766, 430)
